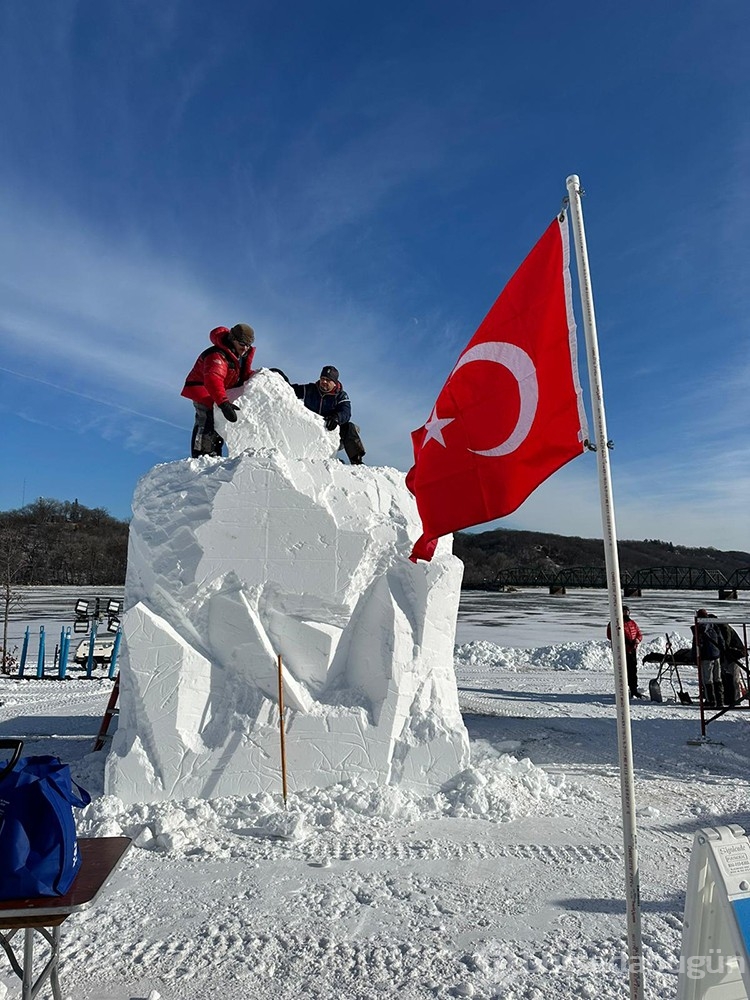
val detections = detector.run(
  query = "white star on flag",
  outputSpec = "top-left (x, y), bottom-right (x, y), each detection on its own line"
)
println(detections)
top-left (422, 409), bottom-right (454, 448)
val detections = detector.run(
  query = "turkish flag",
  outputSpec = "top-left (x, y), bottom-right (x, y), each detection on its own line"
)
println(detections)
top-left (406, 216), bottom-right (587, 562)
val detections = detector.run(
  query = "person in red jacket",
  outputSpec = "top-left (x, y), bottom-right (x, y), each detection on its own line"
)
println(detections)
top-left (181, 324), bottom-right (256, 457)
top-left (606, 605), bottom-right (644, 699)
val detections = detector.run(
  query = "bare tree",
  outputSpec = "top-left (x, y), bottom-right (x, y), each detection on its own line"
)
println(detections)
top-left (0, 527), bottom-right (27, 673)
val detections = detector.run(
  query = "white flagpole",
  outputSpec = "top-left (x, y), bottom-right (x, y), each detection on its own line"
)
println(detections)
top-left (565, 174), bottom-right (644, 1000)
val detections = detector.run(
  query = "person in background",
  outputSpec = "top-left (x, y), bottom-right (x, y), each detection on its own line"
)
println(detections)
top-left (291, 365), bottom-right (366, 466)
top-left (606, 605), bottom-right (643, 699)
top-left (691, 610), bottom-right (725, 708)
top-left (715, 619), bottom-right (746, 707)
top-left (181, 324), bottom-right (256, 457)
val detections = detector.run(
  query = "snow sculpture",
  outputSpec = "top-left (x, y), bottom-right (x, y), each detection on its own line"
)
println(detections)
top-left (105, 371), bottom-right (469, 804)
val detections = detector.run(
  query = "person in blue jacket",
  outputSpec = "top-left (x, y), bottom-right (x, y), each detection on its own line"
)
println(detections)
top-left (691, 610), bottom-right (726, 708)
top-left (291, 365), bottom-right (366, 465)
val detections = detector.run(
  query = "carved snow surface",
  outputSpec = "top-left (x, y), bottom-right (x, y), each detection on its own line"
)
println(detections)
top-left (105, 370), bottom-right (469, 804)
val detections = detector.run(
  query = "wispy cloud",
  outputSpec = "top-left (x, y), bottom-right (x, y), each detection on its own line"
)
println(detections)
top-left (1, 180), bottom-right (747, 549)
top-left (0, 366), bottom-right (183, 429)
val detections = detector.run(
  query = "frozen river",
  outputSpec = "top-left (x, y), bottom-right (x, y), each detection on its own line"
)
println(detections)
top-left (455, 587), bottom-right (750, 648)
top-left (5, 584), bottom-right (749, 654)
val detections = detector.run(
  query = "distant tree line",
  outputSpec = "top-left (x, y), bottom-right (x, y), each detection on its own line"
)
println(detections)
top-left (0, 499), bottom-right (746, 594)
top-left (453, 528), bottom-right (750, 590)
top-left (0, 498), bottom-right (128, 587)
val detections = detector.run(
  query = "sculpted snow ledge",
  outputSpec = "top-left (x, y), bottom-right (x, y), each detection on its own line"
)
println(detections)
top-left (106, 371), bottom-right (469, 803)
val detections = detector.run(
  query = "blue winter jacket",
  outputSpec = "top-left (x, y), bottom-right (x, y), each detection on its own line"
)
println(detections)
top-left (692, 622), bottom-right (724, 662)
top-left (291, 380), bottom-right (352, 425)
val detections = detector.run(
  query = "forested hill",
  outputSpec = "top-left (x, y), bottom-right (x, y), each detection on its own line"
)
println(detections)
top-left (454, 528), bottom-right (750, 590)
top-left (0, 499), bottom-right (128, 586)
top-left (1, 498), bottom-right (747, 590)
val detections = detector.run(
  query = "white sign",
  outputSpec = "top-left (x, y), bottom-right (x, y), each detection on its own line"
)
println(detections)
top-left (679, 824), bottom-right (750, 1000)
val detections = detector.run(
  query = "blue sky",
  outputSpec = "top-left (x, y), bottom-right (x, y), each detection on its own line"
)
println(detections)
top-left (0, 1), bottom-right (748, 550)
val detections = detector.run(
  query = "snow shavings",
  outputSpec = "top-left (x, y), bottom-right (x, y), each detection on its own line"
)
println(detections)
top-left (77, 751), bottom-right (564, 857)
top-left (455, 632), bottom-right (695, 674)
top-left (455, 639), bottom-right (614, 672)
top-left (430, 755), bottom-right (566, 822)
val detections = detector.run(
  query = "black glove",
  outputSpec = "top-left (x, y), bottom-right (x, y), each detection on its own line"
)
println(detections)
top-left (219, 401), bottom-right (239, 422)
top-left (324, 415), bottom-right (339, 431)
top-left (269, 367), bottom-right (290, 384)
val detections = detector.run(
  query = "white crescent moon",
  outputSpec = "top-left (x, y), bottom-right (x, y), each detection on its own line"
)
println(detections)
top-left (450, 342), bottom-right (538, 456)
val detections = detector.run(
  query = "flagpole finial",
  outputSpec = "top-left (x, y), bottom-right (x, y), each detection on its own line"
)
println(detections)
top-left (566, 174), bottom-right (581, 189)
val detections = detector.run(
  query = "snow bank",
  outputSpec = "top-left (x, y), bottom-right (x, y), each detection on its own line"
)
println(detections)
top-left (454, 631), bottom-right (693, 673)
top-left (455, 639), bottom-right (614, 672)
top-left (85, 752), bottom-right (567, 854)
top-left (106, 371), bottom-right (469, 805)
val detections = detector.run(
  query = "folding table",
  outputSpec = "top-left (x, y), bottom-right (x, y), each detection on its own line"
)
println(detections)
top-left (0, 836), bottom-right (132, 1000)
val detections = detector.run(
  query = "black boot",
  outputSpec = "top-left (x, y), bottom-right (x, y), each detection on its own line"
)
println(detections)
top-left (704, 683), bottom-right (716, 708)
top-left (723, 674), bottom-right (736, 707)
top-left (714, 680), bottom-right (724, 708)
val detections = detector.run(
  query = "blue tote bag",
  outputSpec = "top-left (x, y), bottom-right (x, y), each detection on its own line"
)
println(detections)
top-left (0, 739), bottom-right (91, 900)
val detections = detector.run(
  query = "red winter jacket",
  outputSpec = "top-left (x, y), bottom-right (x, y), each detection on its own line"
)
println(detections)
top-left (181, 327), bottom-right (256, 407)
top-left (606, 617), bottom-right (643, 651)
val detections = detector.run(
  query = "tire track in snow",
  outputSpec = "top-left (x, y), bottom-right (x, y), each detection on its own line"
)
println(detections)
top-left (305, 838), bottom-right (621, 864)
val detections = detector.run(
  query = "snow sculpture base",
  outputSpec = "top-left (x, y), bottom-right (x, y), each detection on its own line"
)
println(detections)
top-left (106, 371), bottom-right (469, 804)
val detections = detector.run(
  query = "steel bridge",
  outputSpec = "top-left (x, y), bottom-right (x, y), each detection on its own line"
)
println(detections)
top-left (485, 565), bottom-right (750, 597)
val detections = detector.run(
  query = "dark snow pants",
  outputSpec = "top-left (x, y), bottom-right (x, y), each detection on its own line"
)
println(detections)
top-left (339, 422), bottom-right (366, 465)
top-left (626, 649), bottom-right (639, 696)
top-left (191, 403), bottom-right (224, 458)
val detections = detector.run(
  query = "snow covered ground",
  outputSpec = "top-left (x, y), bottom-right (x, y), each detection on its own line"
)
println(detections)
top-left (1, 587), bottom-right (749, 1000)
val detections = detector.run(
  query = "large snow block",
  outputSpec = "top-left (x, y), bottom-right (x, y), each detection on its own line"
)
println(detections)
top-left (106, 371), bottom-right (469, 804)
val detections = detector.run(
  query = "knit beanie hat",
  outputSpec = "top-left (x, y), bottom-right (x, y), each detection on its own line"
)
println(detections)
top-left (320, 365), bottom-right (339, 382)
top-left (230, 323), bottom-right (255, 346)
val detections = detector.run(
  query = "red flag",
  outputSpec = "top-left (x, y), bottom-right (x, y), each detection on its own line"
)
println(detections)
top-left (406, 216), bottom-right (587, 562)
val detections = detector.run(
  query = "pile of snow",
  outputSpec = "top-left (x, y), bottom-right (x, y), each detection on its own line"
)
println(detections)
top-left (454, 631), bottom-right (693, 673)
top-left (455, 639), bottom-right (614, 672)
top-left (85, 751), bottom-right (567, 855)
top-left (106, 371), bottom-right (469, 805)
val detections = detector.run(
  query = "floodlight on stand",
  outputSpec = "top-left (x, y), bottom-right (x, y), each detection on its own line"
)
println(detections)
top-left (106, 599), bottom-right (122, 616)
top-left (106, 617), bottom-right (120, 633)
top-left (74, 599), bottom-right (89, 617)
top-left (73, 619), bottom-right (89, 633)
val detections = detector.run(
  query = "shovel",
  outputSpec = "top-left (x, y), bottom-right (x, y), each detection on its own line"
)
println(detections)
top-left (674, 665), bottom-right (692, 704)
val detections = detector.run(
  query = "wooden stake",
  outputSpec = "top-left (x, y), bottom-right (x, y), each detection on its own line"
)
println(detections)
top-left (277, 653), bottom-right (288, 805)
